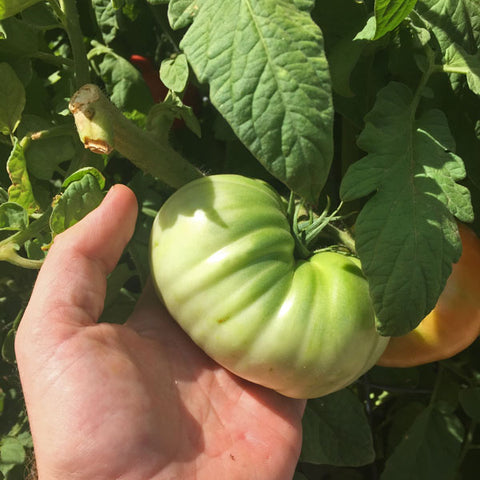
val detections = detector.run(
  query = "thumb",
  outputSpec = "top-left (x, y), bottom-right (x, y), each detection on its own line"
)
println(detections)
top-left (16, 184), bottom-right (138, 353)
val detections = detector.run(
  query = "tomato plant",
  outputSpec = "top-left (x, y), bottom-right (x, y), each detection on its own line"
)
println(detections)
top-left (149, 174), bottom-right (389, 399)
top-left (377, 223), bottom-right (480, 368)
top-left (2, 0), bottom-right (480, 478)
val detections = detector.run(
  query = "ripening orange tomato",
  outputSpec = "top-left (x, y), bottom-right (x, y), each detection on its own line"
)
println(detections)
top-left (377, 223), bottom-right (480, 368)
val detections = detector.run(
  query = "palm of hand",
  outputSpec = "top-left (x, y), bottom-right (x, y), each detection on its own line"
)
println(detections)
top-left (15, 185), bottom-right (305, 480)
top-left (42, 289), bottom-right (304, 480)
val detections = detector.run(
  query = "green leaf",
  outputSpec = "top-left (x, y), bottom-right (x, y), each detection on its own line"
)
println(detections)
top-left (384, 401), bottom-right (426, 451)
top-left (0, 203), bottom-right (27, 231)
top-left (459, 387), bottom-right (480, 422)
top-left (293, 0), bottom-right (314, 12)
top-left (0, 63), bottom-right (25, 136)
top-left (416, 0), bottom-right (480, 53)
top-left (0, 17), bottom-right (40, 58)
top-left (147, 92), bottom-right (201, 139)
top-left (91, 0), bottom-right (120, 44)
top-left (442, 44), bottom-right (480, 95)
top-left (13, 432), bottom-right (32, 450)
top-left (90, 43), bottom-right (154, 113)
top-left (406, 10), bottom-right (432, 48)
top-left (1, 328), bottom-right (15, 364)
top-left (313, 0), bottom-right (370, 101)
top-left (180, 0), bottom-right (334, 203)
top-left (99, 263), bottom-right (137, 324)
top-left (300, 389), bottom-right (375, 467)
top-left (62, 167), bottom-right (106, 190)
top-left (20, 2), bottom-right (59, 29)
top-left (126, 209), bottom-right (155, 287)
top-left (340, 82), bottom-right (473, 336)
top-left (49, 174), bottom-right (104, 235)
top-left (160, 53), bottom-right (189, 92)
top-left (416, 0), bottom-right (479, 94)
top-left (17, 116), bottom-right (76, 181)
top-left (119, 0), bottom-right (140, 20)
top-left (0, 0), bottom-right (42, 19)
top-left (168, 0), bottom-right (201, 30)
top-left (0, 437), bottom-right (25, 466)
top-left (6, 139), bottom-right (38, 214)
top-left (380, 406), bottom-right (464, 480)
top-left (328, 38), bottom-right (368, 97)
top-left (373, 0), bottom-right (418, 40)
top-left (100, 287), bottom-right (137, 324)
top-left (354, 16), bottom-right (378, 41)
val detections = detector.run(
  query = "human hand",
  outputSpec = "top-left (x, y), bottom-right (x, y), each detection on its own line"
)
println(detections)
top-left (15, 185), bottom-right (305, 480)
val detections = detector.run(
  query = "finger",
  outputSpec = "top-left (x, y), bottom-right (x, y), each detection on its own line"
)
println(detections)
top-left (17, 184), bottom-right (138, 347)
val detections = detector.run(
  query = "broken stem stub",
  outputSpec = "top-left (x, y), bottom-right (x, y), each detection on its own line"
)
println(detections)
top-left (69, 84), bottom-right (203, 189)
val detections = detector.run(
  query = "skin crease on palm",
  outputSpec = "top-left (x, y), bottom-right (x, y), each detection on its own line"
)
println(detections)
top-left (14, 184), bottom-right (306, 480)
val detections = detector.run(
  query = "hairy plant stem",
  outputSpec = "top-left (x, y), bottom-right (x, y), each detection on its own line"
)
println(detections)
top-left (69, 84), bottom-right (204, 189)
top-left (58, 0), bottom-right (90, 88)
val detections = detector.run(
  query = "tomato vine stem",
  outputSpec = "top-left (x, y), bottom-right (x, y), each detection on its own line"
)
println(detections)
top-left (58, 0), bottom-right (90, 89)
top-left (69, 84), bottom-right (204, 189)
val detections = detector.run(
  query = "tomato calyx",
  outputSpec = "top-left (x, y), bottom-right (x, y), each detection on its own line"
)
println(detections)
top-left (287, 194), bottom-right (354, 259)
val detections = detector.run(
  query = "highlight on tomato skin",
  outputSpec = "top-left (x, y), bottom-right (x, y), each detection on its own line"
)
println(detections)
top-left (377, 223), bottom-right (480, 368)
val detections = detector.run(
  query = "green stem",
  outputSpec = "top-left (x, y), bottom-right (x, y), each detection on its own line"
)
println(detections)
top-left (410, 46), bottom-right (436, 116)
top-left (288, 197), bottom-right (355, 258)
top-left (303, 202), bottom-right (349, 251)
top-left (29, 124), bottom-right (75, 141)
top-left (324, 224), bottom-right (356, 253)
top-left (47, 0), bottom-right (65, 21)
top-left (0, 208), bottom-right (52, 269)
top-left (58, 0), bottom-right (90, 88)
top-left (0, 247), bottom-right (44, 269)
top-left (69, 84), bottom-right (204, 189)
top-left (30, 51), bottom-right (75, 69)
top-left (150, 4), bottom-right (181, 53)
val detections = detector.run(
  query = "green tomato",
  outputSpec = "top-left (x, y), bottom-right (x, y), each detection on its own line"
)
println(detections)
top-left (150, 174), bottom-right (388, 399)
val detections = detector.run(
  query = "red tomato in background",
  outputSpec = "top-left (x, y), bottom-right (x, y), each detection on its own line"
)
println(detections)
top-left (130, 54), bottom-right (201, 127)
top-left (130, 54), bottom-right (168, 102)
